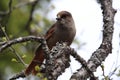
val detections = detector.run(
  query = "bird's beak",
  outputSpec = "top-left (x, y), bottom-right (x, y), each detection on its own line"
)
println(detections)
top-left (56, 18), bottom-right (61, 21)
top-left (56, 15), bottom-right (61, 21)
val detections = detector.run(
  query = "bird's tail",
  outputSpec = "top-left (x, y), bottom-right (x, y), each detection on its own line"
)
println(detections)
top-left (25, 48), bottom-right (44, 75)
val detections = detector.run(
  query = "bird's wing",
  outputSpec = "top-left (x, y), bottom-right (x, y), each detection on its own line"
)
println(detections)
top-left (45, 23), bottom-right (56, 40)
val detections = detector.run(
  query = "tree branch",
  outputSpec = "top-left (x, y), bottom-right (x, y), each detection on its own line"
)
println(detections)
top-left (0, 36), bottom-right (45, 52)
top-left (70, 49), bottom-right (97, 80)
top-left (44, 43), bottom-right (71, 80)
top-left (70, 0), bottom-right (116, 80)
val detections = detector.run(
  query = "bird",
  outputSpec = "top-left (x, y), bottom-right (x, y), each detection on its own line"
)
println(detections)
top-left (25, 11), bottom-right (76, 75)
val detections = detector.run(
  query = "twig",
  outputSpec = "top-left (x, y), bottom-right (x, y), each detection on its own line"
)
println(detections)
top-left (108, 65), bottom-right (120, 78)
top-left (0, 36), bottom-right (45, 52)
top-left (70, 48), bottom-right (97, 80)
top-left (100, 64), bottom-right (106, 78)
top-left (8, 0), bottom-right (13, 14)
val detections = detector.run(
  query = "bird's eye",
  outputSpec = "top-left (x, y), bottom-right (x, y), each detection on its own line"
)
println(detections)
top-left (61, 15), bottom-right (66, 18)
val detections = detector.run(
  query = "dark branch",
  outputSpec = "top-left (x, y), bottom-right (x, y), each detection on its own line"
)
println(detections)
top-left (0, 0), bottom-right (38, 17)
top-left (0, 0), bottom-right (13, 16)
top-left (25, 0), bottom-right (40, 34)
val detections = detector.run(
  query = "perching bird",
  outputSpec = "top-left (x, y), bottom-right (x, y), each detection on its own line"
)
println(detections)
top-left (25, 11), bottom-right (76, 75)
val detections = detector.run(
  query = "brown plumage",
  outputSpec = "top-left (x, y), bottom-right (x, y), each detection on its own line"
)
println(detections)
top-left (25, 11), bottom-right (76, 75)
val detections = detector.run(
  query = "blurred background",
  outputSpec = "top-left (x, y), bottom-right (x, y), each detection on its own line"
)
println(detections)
top-left (0, 0), bottom-right (120, 80)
